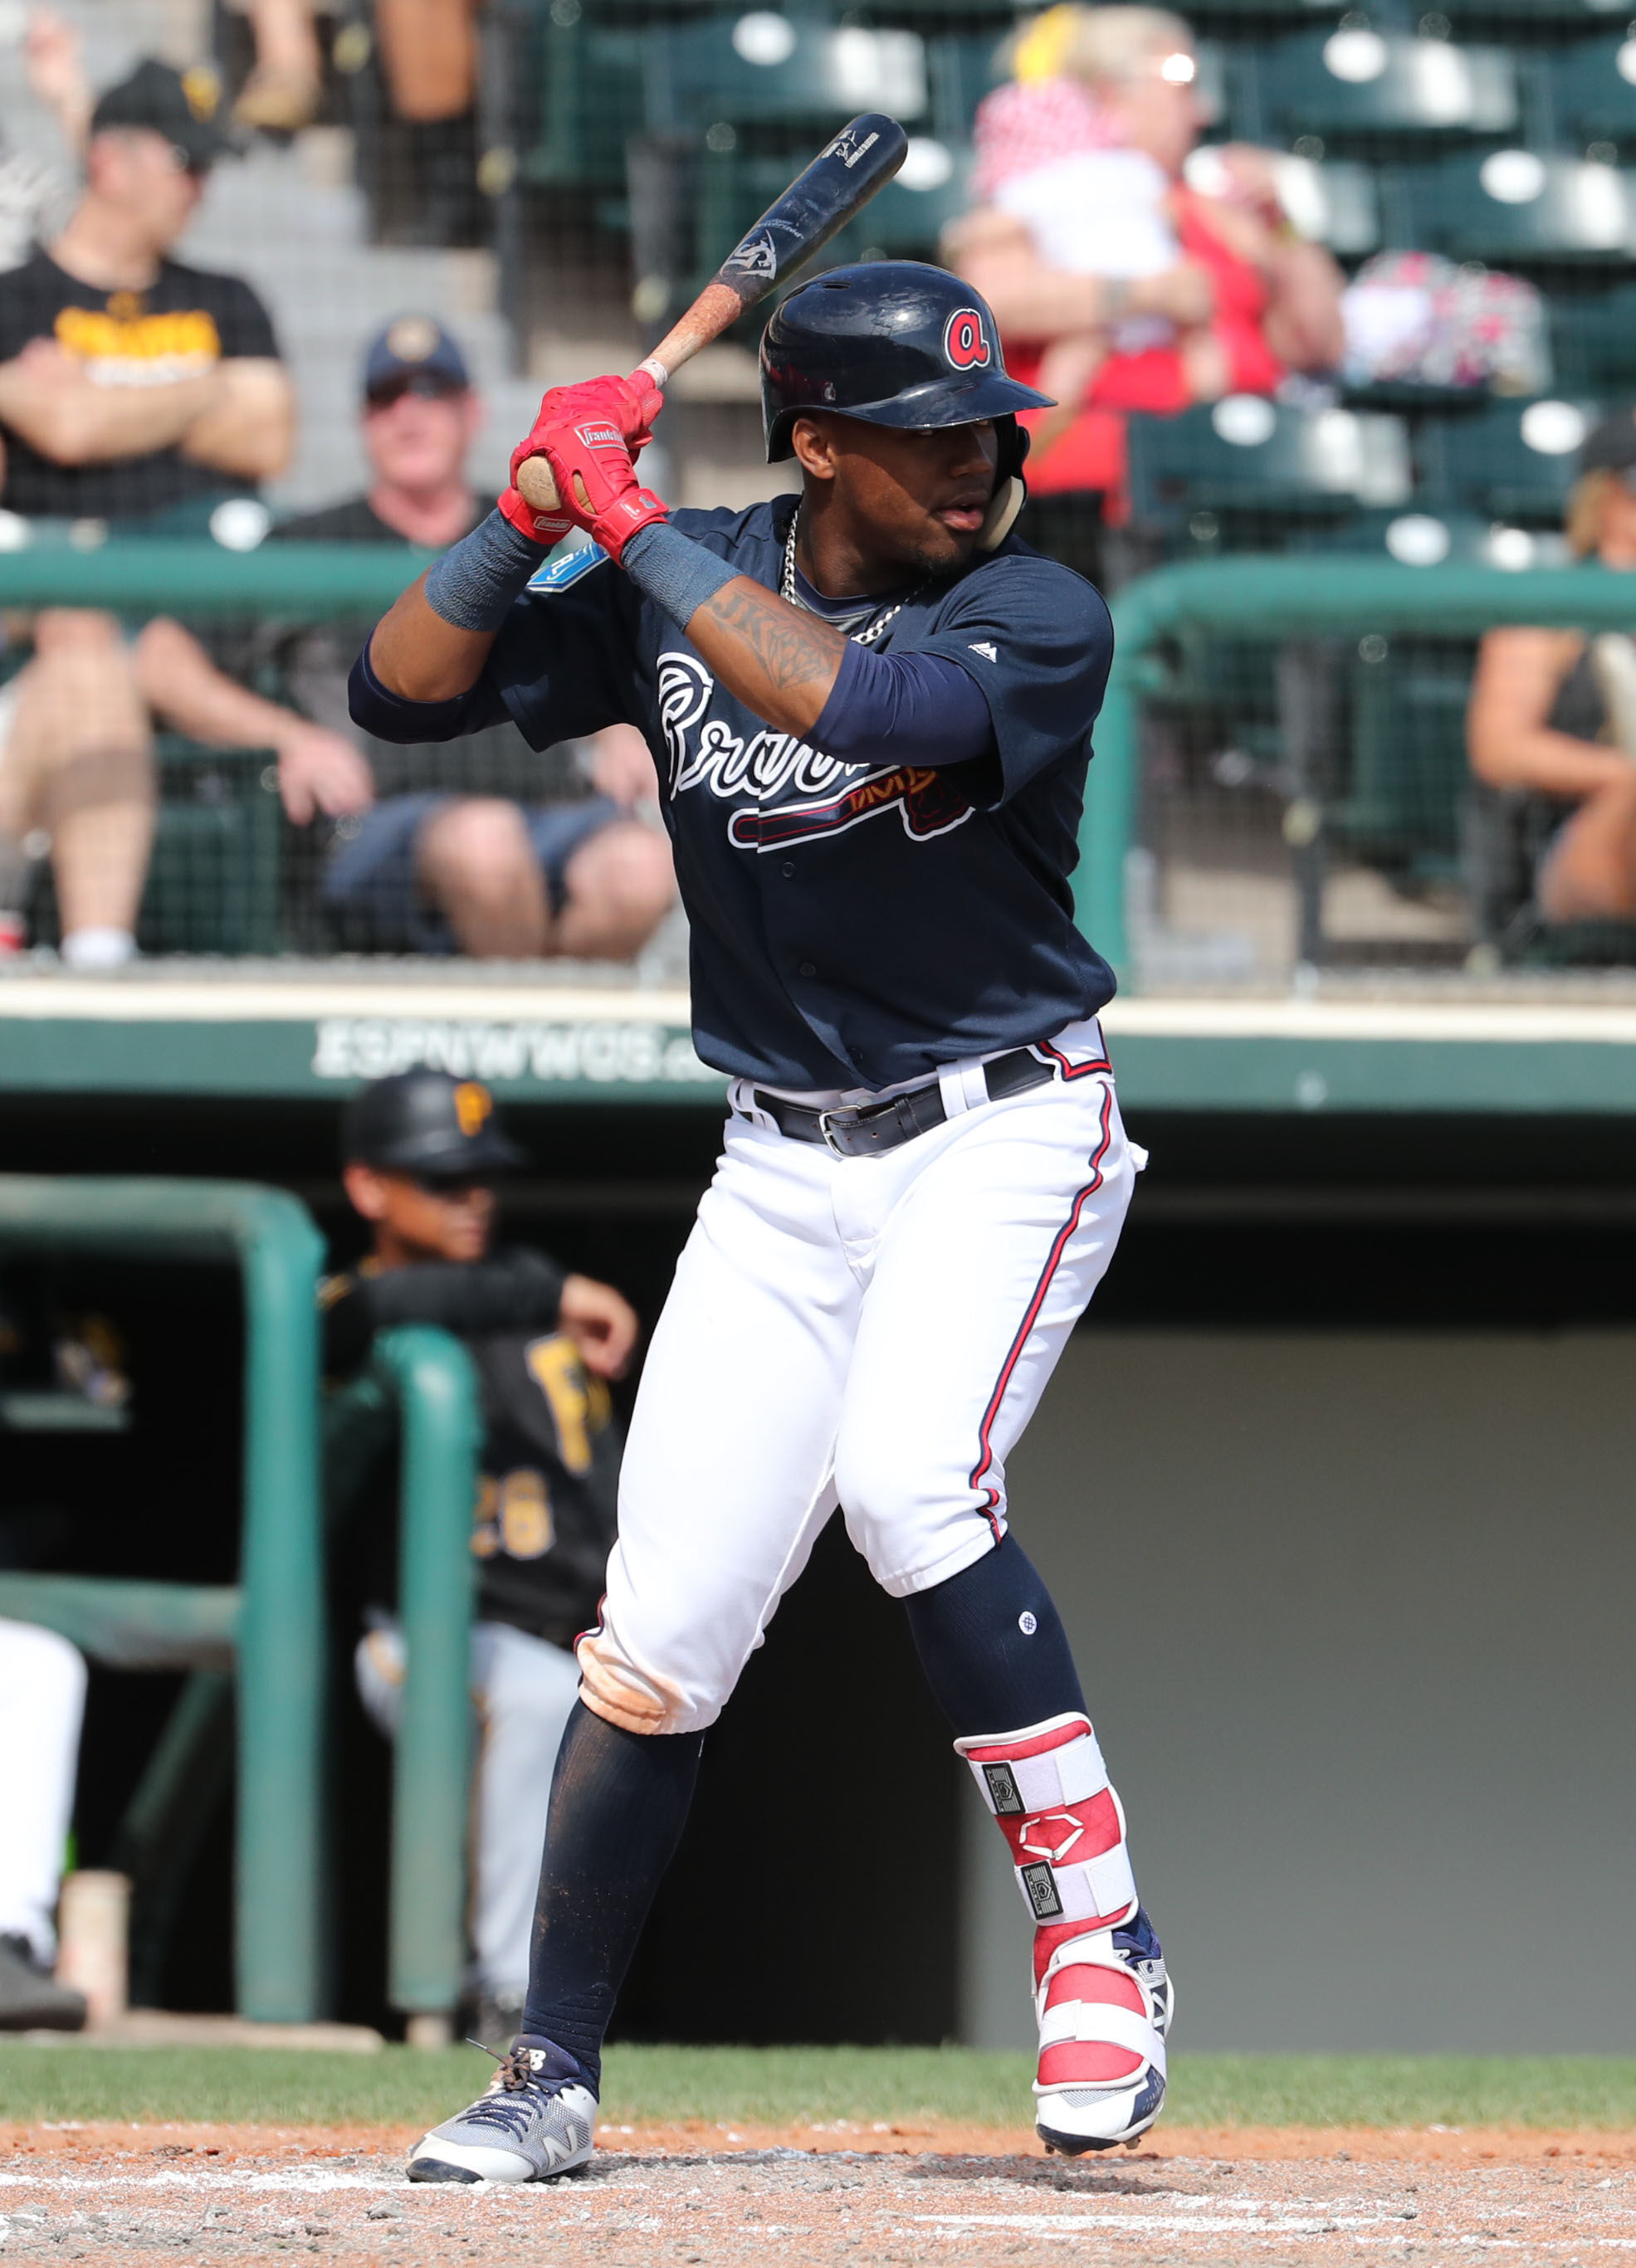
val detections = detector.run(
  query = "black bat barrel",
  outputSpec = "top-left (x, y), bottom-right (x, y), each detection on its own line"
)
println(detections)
top-left (715, 115), bottom-right (910, 298)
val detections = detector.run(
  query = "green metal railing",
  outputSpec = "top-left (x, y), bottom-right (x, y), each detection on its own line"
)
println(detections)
top-left (1082, 560), bottom-right (1636, 980)
top-left (0, 1178), bottom-right (325, 2021)
top-left (0, 541), bottom-right (428, 616)
top-left (325, 1326), bottom-right (482, 2031)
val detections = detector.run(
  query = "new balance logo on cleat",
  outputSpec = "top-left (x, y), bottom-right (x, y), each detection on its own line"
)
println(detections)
top-left (408, 2040), bottom-right (598, 2184)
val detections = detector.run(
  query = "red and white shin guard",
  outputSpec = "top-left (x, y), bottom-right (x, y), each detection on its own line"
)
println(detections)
top-left (955, 1712), bottom-right (1170, 2153)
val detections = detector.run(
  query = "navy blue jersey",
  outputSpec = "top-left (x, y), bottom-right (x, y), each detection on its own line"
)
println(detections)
top-left (483, 495), bottom-right (1112, 1091)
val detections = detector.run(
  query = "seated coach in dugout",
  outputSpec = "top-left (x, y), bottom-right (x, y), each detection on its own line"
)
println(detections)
top-left (0, 58), bottom-right (291, 968)
top-left (323, 1069), bottom-right (637, 2046)
top-left (256, 318), bottom-right (676, 960)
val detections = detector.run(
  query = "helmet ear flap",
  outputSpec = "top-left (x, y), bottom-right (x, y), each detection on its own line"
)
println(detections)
top-left (979, 415), bottom-right (1028, 551)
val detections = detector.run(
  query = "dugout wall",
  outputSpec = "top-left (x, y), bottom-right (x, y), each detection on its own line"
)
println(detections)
top-left (964, 1323), bottom-right (1636, 2054)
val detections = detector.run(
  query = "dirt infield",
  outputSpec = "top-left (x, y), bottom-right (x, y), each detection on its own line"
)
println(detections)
top-left (1, 2120), bottom-right (1632, 2265)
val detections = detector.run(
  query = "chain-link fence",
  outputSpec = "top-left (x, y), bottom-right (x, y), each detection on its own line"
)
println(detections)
top-left (0, 0), bottom-right (1634, 979)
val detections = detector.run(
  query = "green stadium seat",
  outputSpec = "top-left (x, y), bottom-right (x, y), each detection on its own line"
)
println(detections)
top-left (525, 14), bottom-right (645, 191)
top-left (642, 14), bottom-right (930, 136)
top-left (1336, 637), bottom-right (1476, 882)
top-left (1550, 277), bottom-right (1636, 390)
top-left (1253, 29), bottom-right (1518, 142)
top-left (1546, 32), bottom-right (1636, 150)
top-left (1415, 395), bottom-right (1597, 522)
top-left (1439, 0), bottom-right (1631, 21)
top-left (1297, 505), bottom-right (1566, 566)
top-left (1126, 398), bottom-right (1413, 546)
top-left (841, 143), bottom-right (973, 257)
top-left (925, 30), bottom-right (1004, 143)
top-left (1404, 149), bottom-right (1636, 259)
top-left (26, 740), bottom-right (281, 958)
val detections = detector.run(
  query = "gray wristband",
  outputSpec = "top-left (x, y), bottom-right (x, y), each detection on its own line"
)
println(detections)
top-left (623, 520), bottom-right (738, 631)
top-left (423, 509), bottom-right (549, 632)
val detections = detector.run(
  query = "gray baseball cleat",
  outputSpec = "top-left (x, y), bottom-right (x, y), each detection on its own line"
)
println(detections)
top-left (407, 2040), bottom-right (597, 2183)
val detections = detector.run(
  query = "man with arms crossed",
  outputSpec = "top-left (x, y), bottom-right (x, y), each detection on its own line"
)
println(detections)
top-left (352, 261), bottom-right (1170, 2175)
top-left (0, 59), bottom-right (291, 967)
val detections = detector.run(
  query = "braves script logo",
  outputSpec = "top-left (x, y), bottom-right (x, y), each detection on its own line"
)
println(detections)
top-left (657, 652), bottom-right (974, 851)
top-left (943, 308), bottom-right (991, 370)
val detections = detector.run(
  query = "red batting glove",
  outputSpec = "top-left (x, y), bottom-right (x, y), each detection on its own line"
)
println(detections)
top-left (529, 416), bottom-right (670, 566)
top-left (499, 370), bottom-right (663, 543)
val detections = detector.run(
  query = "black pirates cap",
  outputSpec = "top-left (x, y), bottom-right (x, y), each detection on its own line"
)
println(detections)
top-left (90, 59), bottom-right (237, 170)
top-left (341, 1070), bottom-right (526, 1180)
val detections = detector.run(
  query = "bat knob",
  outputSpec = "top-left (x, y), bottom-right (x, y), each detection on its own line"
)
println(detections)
top-left (515, 456), bottom-right (561, 512)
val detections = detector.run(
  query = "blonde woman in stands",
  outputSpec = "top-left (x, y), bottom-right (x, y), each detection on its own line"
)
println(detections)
top-left (945, 5), bottom-right (1345, 500)
top-left (1468, 412), bottom-right (1636, 923)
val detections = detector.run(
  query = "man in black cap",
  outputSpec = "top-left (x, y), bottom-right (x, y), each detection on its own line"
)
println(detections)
top-left (0, 56), bottom-right (292, 969)
top-left (0, 58), bottom-right (290, 525)
top-left (324, 1068), bottom-right (638, 2043)
top-left (252, 318), bottom-right (674, 960)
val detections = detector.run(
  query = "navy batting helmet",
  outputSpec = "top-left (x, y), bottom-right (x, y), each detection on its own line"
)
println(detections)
top-left (759, 262), bottom-right (1052, 547)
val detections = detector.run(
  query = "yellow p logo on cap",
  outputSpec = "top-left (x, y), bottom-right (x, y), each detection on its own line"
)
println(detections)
top-left (454, 1081), bottom-right (493, 1138)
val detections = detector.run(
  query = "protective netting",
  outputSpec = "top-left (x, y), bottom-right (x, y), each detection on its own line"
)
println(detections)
top-left (0, 0), bottom-right (1632, 974)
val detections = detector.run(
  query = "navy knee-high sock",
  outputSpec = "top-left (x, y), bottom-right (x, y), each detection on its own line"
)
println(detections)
top-left (903, 1534), bottom-right (1086, 1739)
top-left (520, 1701), bottom-right (703, 2087)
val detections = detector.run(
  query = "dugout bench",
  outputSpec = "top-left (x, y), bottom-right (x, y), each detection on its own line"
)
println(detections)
top-left (0, 1178), bottom-right (482, 2034)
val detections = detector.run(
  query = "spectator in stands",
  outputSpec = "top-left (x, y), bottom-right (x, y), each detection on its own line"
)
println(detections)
top-left (0, 1617), bottom-right (87, 2029)
top-left (324, 1069), bottom-right (635, 2046)
top-left (1468, 411), bottom-right (1636, 924)
top-left (0, 58), bottom-right (293, 967)
top-left (261, 318), bottom-right (674, 960)
top-left (945, 5), bottom-right (1345, 504)
top-left (373, 0), bottom-right (481, 246)
top-left (232, 0), bottom-right (324, 136)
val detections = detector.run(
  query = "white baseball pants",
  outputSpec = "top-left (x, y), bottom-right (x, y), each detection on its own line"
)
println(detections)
top-left (580, 1018), bottom-right (1138, 1739)
top-left (0, 1619), bottom-right (86, 1963)
top-left (355, 1616), bottom-right (582, 2000)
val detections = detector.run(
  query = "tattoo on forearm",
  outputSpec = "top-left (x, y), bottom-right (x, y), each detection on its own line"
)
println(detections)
top-left (699, 578), bottom-right (843, 700)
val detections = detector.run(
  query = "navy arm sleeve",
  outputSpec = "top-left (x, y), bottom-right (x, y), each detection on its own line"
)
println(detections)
top-left (348, 638), bottom-right (511, 743)
top-left (911, 554), bottom-right (1114, 806)
top-left (349, 545), bottom-right (644, 751)
top-left (810, 642), bottom-right (996, 771)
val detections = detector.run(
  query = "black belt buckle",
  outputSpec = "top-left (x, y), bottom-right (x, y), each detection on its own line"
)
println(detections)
top-left (817, 1093), bottom-right (905, 1156)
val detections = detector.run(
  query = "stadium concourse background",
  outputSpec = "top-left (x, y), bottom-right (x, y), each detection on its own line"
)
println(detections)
top-left (2, 0), bottom-right (1636, 2059)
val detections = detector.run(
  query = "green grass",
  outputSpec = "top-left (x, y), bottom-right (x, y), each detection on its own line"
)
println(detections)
top-left (3, 2045), bottom-right (1636, 2132)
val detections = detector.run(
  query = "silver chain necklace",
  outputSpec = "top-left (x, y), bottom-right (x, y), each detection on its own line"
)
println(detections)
top-left (780, 511), bottom-right (914, 647)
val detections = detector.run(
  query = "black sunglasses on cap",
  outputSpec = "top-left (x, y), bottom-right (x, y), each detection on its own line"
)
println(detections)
top-left (364, 371), bottom-right (467, 412)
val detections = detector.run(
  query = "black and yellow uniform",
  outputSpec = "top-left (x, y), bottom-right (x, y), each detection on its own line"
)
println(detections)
top-left (0, 250), bottom-right (279, 521)
top-left (323, 1247), bottom-right (619, 1650)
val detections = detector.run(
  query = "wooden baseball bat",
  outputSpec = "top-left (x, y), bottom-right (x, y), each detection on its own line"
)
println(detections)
top-left (515, 113), bottom-right (909, 513)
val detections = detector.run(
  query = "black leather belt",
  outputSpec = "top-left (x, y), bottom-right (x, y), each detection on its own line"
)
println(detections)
top-left (751, 1047), bottom-right (1054, 1158)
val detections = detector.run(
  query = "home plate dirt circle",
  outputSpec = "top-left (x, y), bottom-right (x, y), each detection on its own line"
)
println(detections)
top-left (2, 2122), bottom-right (1633, 2263)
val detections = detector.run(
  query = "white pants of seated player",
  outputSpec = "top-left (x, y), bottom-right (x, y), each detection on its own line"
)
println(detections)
top-left (584, 1018), bottom-right (1137, 1737)
top-left (0, 1620), bottom-right (86, 1964)
top-left (354, 1617), bottom-right (581, 2002)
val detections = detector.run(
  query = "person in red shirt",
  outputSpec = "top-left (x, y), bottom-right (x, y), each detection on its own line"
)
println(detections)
top-left (945, 5), bottom-right (1344, 505)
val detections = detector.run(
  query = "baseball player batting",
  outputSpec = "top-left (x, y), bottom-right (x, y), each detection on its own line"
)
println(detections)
top-left (353, 259), bottom-right (1170, 2179)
